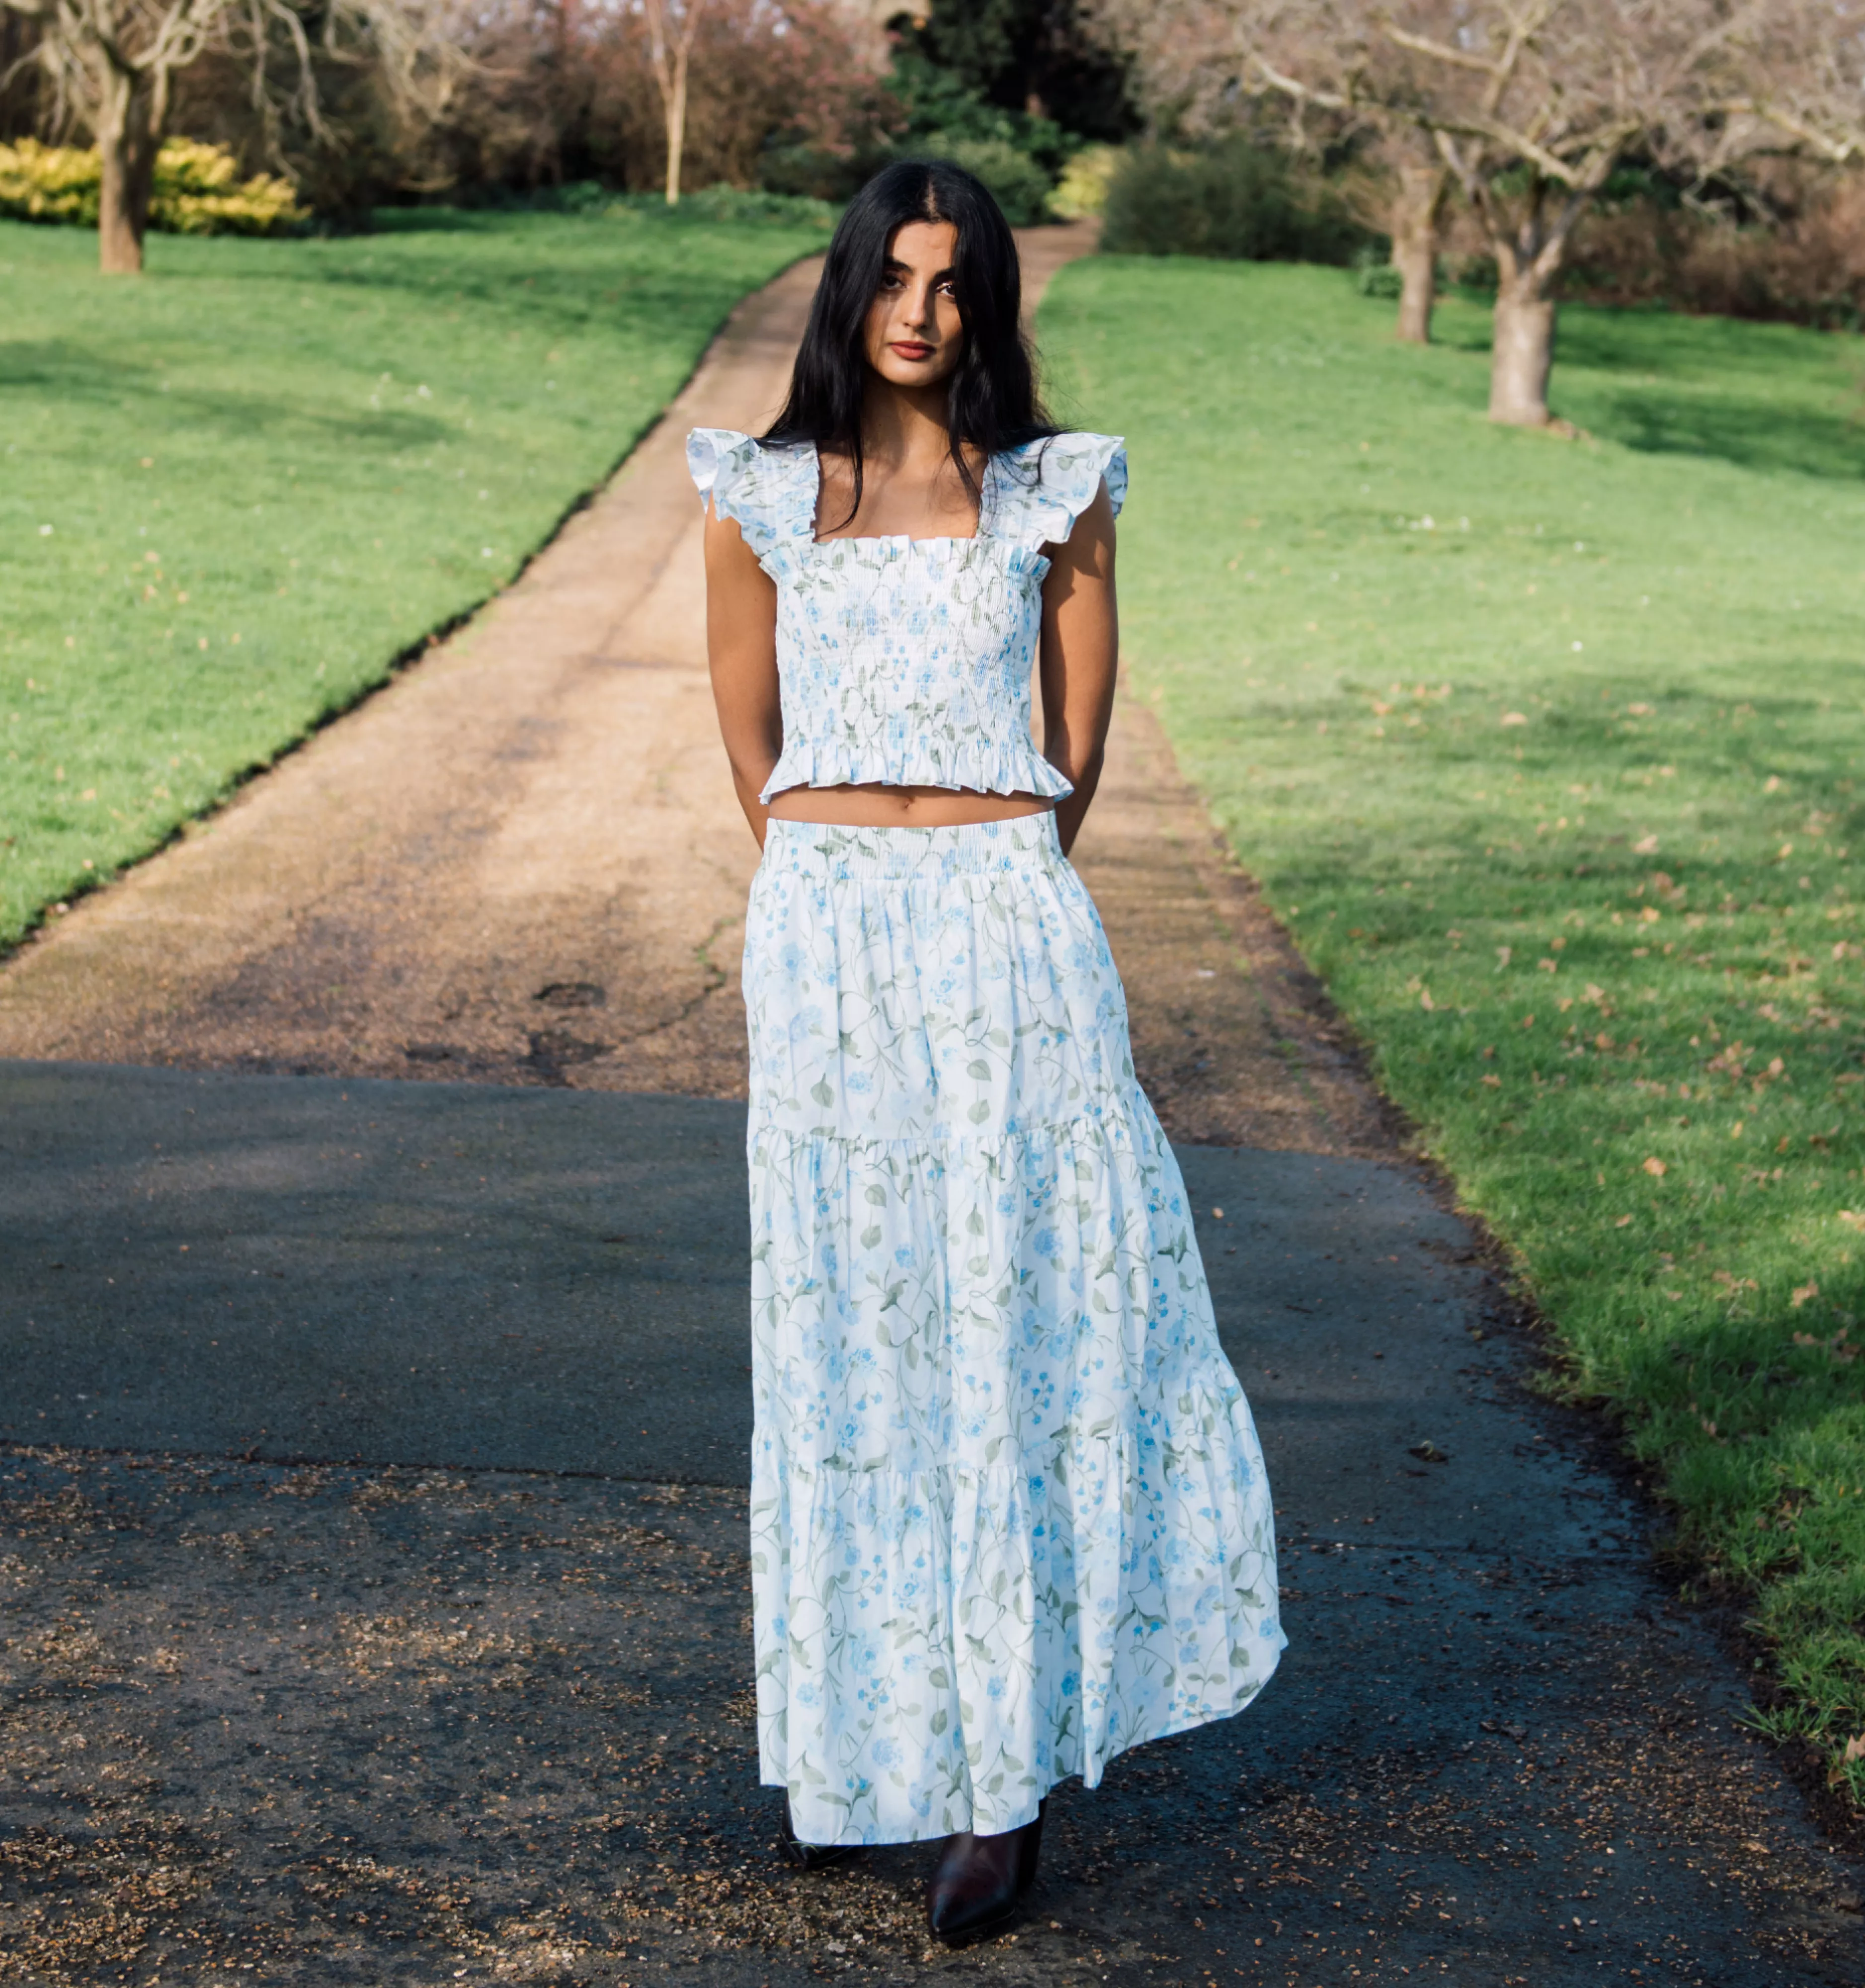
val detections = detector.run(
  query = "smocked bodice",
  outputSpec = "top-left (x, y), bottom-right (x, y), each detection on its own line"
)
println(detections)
top-left (687, 427), bottom-right (1127, 803)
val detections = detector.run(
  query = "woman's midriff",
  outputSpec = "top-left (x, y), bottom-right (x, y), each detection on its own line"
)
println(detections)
top-left (765, 784), bottom-right (1056, 828)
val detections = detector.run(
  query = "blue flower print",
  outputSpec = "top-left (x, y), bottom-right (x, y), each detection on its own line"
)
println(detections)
top-left (733, 708), bottom-right (1284, 1855)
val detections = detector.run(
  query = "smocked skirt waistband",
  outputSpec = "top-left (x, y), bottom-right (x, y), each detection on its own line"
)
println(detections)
top-left (758, 810), bottom-right (1061, 883)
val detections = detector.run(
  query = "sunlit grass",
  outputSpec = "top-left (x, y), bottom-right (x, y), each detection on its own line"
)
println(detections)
top-left (0, 205), bottom-right (828, 946)
top-left (1041, 255), bottom-right (1865, 1797)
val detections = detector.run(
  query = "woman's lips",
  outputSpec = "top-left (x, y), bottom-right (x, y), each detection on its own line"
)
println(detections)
top-left (891, 341), bottom-right (934, 359)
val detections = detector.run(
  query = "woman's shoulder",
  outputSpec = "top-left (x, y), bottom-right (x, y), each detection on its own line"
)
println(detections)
top-left (686, 429), bottom-right (816, 555)
top-left (989, 431), bottom-right (1127, 542)
top-left (685, 427), bottom-right (811, 489)
top-left (998, 429), bottom-right (1124, 460)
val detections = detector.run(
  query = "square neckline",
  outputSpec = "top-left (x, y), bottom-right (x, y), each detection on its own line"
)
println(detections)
top-left (805, 442), bottom-right (999, 549)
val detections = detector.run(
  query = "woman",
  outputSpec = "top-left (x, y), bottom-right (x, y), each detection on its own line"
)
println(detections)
top-left (691, 159), bottom-right (1283, 1943)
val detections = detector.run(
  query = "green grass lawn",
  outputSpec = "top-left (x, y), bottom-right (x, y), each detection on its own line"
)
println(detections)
top-left (0, 204), bottom-right (828, 946)
top-left (1040, 258), bottom-right (1865, 1796)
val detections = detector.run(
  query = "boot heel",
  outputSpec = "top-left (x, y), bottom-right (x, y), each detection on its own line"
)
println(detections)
top-left (928, 1802), bottom-right (1047, 1942)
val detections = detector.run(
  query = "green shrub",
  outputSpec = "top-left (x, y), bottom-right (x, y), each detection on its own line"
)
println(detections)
top-left (1352, 244), bottom-right (1404, 298)
top-left (885, 47), bottom-right (1069, 177)
top-left (611, 184), bottom-right (837, 227)
top-left (1101, 137), bottom-right (1374, 265)
top-left (1449, 250), bottom-right (1501, 293)
top-left (757, 48), bottom-right (1083, 219)
top-left (901, 137), bottom-right (1054, 227)
top-left (0, 137), bottom-right (306, 236)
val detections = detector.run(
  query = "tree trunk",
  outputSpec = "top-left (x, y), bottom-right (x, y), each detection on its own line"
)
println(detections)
top-left (1389, 162), bottom-right (1444, 345)
top-left (664, 43), bottom-right (688, 204)
top-left (1489, 272), bottom-right (1556, 425)
top-left (97, 67), bottom-right (159, 275)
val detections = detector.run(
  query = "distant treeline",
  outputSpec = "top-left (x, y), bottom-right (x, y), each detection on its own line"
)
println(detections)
top-left (2, 0), bottom-right (1857, 329)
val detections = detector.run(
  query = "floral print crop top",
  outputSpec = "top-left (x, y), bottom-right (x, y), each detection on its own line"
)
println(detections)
top-left (686, 427), bottom-right (1127, 803)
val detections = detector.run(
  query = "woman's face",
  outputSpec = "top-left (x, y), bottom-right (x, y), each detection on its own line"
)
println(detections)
top-left (862, 220), bottom-right (965, 391)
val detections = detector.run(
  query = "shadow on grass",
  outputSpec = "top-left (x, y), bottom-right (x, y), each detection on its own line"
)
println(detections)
top-left (1417, 292), bottom-right (1865, 483)
top-left (0, 338), bottom-right (447, 446)
top-left (1593, 388), bottom-right (1865, 483)
top-left (0, 338), bottom-right (157, 395)
top-left (146, 240), bottom-right (741, 344)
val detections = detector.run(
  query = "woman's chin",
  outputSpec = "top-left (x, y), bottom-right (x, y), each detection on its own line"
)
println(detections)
top-left (869, 356), bottom-right (958, 392)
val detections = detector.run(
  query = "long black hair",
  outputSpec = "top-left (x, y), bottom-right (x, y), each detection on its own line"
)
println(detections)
top-left (763, 158), bottom-right (1057, 528)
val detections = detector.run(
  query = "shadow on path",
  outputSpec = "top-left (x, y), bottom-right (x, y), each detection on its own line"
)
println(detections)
top-left (1, 1062), bottom-right (1861, 1984)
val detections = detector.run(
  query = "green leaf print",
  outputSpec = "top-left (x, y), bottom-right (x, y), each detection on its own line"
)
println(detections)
top-left (739, 788), bottom-right (1285, 1845)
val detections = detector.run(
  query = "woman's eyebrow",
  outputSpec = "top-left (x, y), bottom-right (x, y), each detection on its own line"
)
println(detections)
top-left (881, 258), bottom-right (958, 282)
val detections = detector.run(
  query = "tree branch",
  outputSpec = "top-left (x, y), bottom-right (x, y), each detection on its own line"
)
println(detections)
top-left (1247, 48), bottom-right (1350, 113)
top-left (1716, 96), bottom-right (1861, 166)
top-left (1401, 104), bottom-right (1641, 188)
top-left (1376, 22), bottom-right (1501, 79)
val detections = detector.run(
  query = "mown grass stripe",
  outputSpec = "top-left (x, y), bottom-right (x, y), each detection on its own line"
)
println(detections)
top-left (0, 206), bottom-right (827, 949)
top-left (1039, 254), bottom-right (1865, 1798)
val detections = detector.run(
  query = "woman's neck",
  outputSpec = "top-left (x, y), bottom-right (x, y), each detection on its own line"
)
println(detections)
top-left (858, 374), bottom-right (960, 474)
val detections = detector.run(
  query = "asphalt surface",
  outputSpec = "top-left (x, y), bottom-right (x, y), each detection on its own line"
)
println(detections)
top-left (3, 1062), bottom-right (1864, 1982)
top-left (0, 1063), bottom-right (752, 1480)
top-left (4, 1059), bottom-right (1566, 1540)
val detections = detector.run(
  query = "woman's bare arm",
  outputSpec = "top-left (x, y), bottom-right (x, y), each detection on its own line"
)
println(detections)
top-left (703, 501), bottom-right (784, 847)
top-left (1037, 480), bottom-right (1119, 858)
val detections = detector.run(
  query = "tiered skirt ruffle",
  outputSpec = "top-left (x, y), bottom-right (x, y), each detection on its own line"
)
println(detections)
top-left (744, 814), bottom-right (1283, 1846)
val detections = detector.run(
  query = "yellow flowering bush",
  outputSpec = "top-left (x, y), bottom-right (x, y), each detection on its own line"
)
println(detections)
top-left (0, 137), bottom-right (99, 223)
top-left (0, 137), bottom-right (307, 235)
top-left (1049, 145), bottom-right (1121, 221)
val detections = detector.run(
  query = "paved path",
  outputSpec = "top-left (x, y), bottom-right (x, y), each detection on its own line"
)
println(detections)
top-left (1, 235), bottom-right (1861, 1986)
top-left (0, 226), bottom-right (1373, 1155)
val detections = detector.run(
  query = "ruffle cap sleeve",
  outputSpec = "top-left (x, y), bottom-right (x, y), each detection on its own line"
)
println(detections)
top-left (987, 431), bottom-right (1127, 549)
top-left (687, 425), bottom-right (755, 498)
top-left (686, 427), bottom-right (815, 565)
top-left (688, 425), bottom-right (756, 518)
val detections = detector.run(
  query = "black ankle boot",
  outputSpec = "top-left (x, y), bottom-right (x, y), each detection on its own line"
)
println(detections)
top-left (927, 1800), bottom-right (1047, 1942)
top-left (779, 1795), bottom-right (860, 1871)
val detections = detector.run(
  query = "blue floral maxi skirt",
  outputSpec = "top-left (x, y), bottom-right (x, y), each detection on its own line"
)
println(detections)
top-left (745, 814), bottom-right (1284, 1847)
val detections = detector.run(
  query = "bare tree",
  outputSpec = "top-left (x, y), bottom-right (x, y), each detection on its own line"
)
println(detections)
top-left (1092, 0), bottom-right (1455, 341)
top-left (641, 0), bottom-right (706, 204)
top-left (1, 0), bottom-right (472, 272)
top-left (1093, 0), bottom-right (1865, 423)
